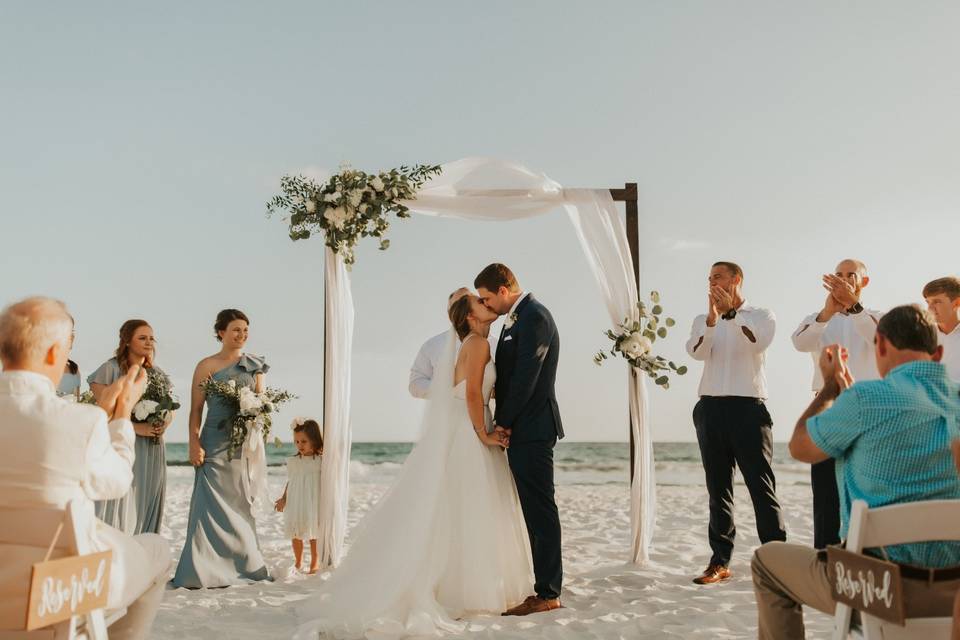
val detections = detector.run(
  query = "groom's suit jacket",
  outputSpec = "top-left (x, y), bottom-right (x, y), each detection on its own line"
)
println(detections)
top-left (494, 294), bottom-right (564, 444)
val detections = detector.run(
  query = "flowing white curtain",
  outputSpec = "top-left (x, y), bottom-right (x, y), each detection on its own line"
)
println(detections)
top-left (320, 157), bottom-right (654, 565)
top-left (317, 247), bottom-right (354, 567)
top-left (563, 189), bottom-right (655, 563)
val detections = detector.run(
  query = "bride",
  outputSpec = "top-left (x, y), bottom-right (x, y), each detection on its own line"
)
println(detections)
top-left (295, 291), bottom-right (532, 638)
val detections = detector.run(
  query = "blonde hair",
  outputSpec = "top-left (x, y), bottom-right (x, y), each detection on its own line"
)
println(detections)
top-left (0, 297), bottom-right (72, 366)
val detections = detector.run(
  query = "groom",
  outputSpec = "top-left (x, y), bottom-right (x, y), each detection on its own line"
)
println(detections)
top-left (475, 263), bottom-right (564, 616)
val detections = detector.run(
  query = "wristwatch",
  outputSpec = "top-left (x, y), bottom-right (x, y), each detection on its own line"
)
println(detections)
top-left (721, 309), bottom-right (737, 321)
top-left (846, 302), bottom-right (864, 315)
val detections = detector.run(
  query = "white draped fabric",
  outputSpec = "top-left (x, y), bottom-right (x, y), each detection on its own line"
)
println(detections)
top-left (317, 247), bottom-right (354, 567)
top-left (320, 157), bottom-right (654, 565)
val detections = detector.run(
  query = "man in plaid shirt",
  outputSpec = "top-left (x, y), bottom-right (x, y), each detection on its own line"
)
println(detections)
top-left (751, 304), bottom-right (960, 639)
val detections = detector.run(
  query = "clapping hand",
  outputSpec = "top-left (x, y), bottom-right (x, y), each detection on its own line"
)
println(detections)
top-left (97, 365), bottom-right (148, 421)
top-left (710, 285), bottom-right (734, 314)
top-left (822, 274), bottom-right (858, 309)
top-left (818, 344), bottom-right (854, 393)
top-left (274, 495), bottom-right (286, 513)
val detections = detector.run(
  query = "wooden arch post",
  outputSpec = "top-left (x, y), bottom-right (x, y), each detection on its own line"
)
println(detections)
top-left (609, 183), bottom-right (640, 482)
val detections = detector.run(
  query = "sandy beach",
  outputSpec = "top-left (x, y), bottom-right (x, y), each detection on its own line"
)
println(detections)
top-left (152, 465), bottom-right (832, 639)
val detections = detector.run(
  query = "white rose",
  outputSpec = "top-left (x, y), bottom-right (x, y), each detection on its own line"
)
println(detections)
top-left (134, 399), bottom-right (159, 422)
top-left (305, 199), bottom-right (317, 213)
top-left (323, 191), bottom-right (340, 203)
top-left (348, 190), bottom-right (363, 208)
top-left (621, 333), bottom-right (652, 359)
top-left (370, 176), bottom-right (385, 191)
top-left (359, 203), bottom-right (369, 214)
top-left (238, 387), bottom-right (263, 415)
top-left (324, 206), bottom-right (351, 230)
top-left (227, 380), bottom-right (236, 389)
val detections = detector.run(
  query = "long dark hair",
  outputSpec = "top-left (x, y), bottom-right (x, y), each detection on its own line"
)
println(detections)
top-left (294, 419), bottom-right (324, 454)
top-left (66, 359), bottom-right (79, 375)
top-left (115, 319), bottom-right (153, 373)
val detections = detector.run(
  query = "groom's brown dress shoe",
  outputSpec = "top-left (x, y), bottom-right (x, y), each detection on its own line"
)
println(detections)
top-left (692, 564), bottom-right (732, 585)
top-left (501, 595), bottom-right (563, 616)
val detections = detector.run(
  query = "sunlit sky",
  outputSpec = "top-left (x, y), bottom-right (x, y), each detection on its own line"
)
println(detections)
top-left (3, 1), bottom-right (958, 442)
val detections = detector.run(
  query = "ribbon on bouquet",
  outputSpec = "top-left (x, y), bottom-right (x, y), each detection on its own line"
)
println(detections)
top-left (240, 416), bottom-right (272, 515)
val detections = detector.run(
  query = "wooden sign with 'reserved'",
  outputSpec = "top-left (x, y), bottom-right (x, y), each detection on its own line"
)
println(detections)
top-left (826, 546), bottom-right (906, 625)
top-left (25, 551), bottom-right (112, 630)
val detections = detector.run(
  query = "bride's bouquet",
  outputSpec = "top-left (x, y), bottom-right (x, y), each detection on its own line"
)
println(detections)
top-left (594, 291), bottom-right (687, 389)
top-left (200, 378), bottom-right (296, 458)
top-left (133, 369), bottom-right (181, 444)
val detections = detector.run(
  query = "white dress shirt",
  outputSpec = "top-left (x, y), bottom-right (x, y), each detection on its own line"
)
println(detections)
top-left (409, 331), bottom-right (450, 399)
top-left (508, 291), bottom-right (530, 318)
top-left (792, 308), bottom-right (882, 391)
top-left (685, 302), bottom-right (776, 399)
top-left (0, 370), bottom-right (169, 619)
top-left (939, 323), bottom-right (960, 382)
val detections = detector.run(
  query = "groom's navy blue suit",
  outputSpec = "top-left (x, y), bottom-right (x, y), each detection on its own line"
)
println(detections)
top-left (494, 293), bottom-right (564, 601)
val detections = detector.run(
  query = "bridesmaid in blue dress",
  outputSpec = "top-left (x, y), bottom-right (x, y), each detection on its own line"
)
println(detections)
top-left (172, 308), bottom-right (272, 588)
top-left (89, 319), bottom-right (172, 535)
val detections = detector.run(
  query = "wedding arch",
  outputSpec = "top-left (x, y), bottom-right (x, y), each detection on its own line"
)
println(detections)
top-left (293, 158), bottom-right (655, 567)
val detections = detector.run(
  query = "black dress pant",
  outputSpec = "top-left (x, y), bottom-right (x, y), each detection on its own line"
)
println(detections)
top-left (507, 439), bottom-right (562, 600)
top-left (693, 396), bottom-right (787, 567)
top-left (811, 457), bottom-right (841, 549)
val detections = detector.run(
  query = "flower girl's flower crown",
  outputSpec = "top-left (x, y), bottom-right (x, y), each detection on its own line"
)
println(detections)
top-left (290, 416), bottom-right (308, 430)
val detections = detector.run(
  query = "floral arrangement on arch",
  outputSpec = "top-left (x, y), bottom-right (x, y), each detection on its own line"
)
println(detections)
top-left (267, 163), bottom-right (442, 266)
top-left (200, 378), bottom-right (296, 457)
top-left (594, 291), bottom-right (687, 389)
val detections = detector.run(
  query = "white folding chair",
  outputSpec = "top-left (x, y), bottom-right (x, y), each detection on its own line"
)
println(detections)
top-left (0, 500), bottom-right (124, 640)
top-left (833, 498), bottom-right (960, 639)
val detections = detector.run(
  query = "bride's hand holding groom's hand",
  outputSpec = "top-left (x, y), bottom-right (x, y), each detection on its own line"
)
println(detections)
top-left (494, 426), bottom-right (511, 448)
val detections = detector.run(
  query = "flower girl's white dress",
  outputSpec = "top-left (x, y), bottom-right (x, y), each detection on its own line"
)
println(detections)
top-left (285, 454), bottom-right (322, 540)
top-left (295, 331), bottom-right (532, 638)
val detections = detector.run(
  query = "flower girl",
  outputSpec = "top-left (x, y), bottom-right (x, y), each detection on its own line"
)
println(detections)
top-left (275, 417), bottom-right (323, 573)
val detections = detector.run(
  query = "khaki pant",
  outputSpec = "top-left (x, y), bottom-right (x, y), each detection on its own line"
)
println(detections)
top-left (751, 542), bottom-right (960, 640)
top-left (108, 575), bottom-right (166, 640)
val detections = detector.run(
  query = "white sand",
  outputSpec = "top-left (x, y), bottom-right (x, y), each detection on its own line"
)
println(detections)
top-left (152, 468), bottom-right (832, 639)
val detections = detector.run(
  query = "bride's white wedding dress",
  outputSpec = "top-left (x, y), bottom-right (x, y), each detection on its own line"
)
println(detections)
top-left (295, 330), bottom-right (532, 639)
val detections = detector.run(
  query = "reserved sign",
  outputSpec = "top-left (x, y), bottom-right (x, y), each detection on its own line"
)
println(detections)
top-left (25, 551), bottom-right (112, 630)
top-left (826, 546), bottom-right (905, 625)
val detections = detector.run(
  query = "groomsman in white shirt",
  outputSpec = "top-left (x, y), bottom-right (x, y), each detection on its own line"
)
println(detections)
top-left (923, 276), bottom-right (960, 381)
top-left (685, 261), bottom-right (786, 585)
top-left (408, 287), bottom-right (470, 398)
top-left (791, 259), bottom-right (881, 549)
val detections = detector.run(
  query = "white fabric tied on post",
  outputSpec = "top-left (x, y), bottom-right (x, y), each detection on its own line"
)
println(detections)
top-left (241, 415), bottom-right (272, 517)
top-left (320, 157), bottom-right (654, 565)
top-left (317, 247), bottom-right (354, 568)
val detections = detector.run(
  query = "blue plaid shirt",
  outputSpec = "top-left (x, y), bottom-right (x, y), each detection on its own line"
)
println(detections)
top-left (807, 360), bottom-right (960, 568)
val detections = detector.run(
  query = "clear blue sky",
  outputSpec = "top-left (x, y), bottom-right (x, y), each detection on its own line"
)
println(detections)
top-left (2, 1), bottom-right (958, 442)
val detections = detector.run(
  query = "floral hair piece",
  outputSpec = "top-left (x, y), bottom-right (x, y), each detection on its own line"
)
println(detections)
top-left (291, 416), bottom-right (307, 430)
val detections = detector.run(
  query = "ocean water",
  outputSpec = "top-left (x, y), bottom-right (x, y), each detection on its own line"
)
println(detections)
top-left (164, 442), bottom-right (811, 486)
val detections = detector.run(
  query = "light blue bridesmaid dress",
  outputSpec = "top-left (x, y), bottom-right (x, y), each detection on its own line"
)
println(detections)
top-left (171, 354), bottom-right (272, 588)
top-left (87, 358), bottom-right (169, 535)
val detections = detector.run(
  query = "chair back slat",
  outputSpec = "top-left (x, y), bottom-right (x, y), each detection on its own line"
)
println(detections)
top-left (859, 500), bottom-right (960, 548)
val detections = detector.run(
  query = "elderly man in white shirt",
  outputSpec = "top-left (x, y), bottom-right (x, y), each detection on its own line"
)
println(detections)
top-left (409, 287), bottom-right (470, 399)
top-left (685, 261), bottom-right (786, 586)
top-left (791, 259), bottom-right (881, 550)
top-left (923, 276), bottom-right (960, 382)
top-left (0, 297), bottom-right (170, 639)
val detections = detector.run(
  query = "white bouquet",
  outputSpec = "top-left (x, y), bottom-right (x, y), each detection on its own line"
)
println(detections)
top-left (200, 378), bottom-right (295, 457)
top-left (595, 291), bottom-right (687, 389)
